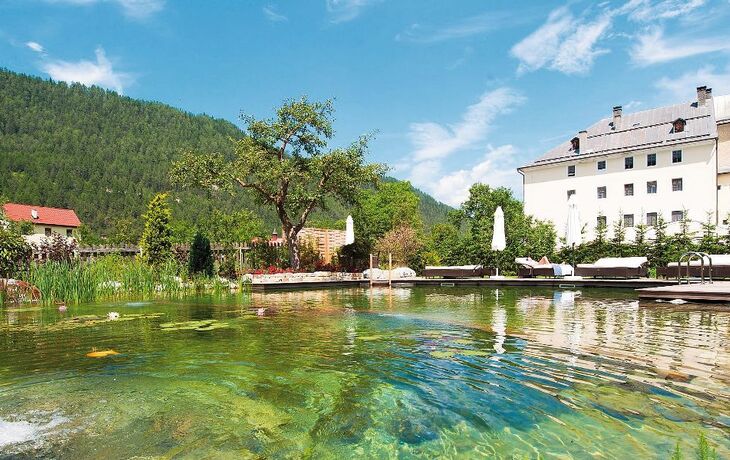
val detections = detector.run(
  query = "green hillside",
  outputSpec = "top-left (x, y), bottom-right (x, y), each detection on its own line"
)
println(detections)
top-left (0, 68), bottom-right (451, 238)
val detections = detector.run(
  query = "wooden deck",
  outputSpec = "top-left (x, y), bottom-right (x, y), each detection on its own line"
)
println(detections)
top-left (637, 281), bottom-right (730, 302)
top-left (251, 276), bottom-right (674, 291)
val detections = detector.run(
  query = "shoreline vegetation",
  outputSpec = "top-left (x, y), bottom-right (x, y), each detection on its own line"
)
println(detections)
top-left (24, 257), bottom-right (247, 306)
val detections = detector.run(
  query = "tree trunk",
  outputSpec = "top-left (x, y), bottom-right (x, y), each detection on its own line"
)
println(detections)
top-left (286, 227), bottom-right (301, 269)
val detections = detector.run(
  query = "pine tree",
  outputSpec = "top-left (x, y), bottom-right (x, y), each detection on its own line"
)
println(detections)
top-left (139, 193), bottom-right (173, 265)
top-left (188, 231), bottom-right (214, 277)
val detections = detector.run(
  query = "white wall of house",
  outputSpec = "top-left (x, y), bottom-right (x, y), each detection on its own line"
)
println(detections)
top-left (522, 140), bottom-right (718, 243)
top-left (717, 122), bottom-right (730, 223)
top-left (30, 224), bottom-right (76, 238)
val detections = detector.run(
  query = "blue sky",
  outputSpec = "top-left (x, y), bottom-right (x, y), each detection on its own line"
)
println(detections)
top-left (2, 0), bottom-right (730, 206)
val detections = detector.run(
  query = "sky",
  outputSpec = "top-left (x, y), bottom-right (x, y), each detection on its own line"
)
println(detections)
top-left (2, 0), bottom-right (730, 207)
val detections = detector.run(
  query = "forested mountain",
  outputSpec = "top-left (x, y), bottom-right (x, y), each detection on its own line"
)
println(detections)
top-left (0, 68), bottom-right (451, 239)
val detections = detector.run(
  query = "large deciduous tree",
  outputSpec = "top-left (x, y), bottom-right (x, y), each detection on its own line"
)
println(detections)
top-left (170, 97), bottom-right (386, 269)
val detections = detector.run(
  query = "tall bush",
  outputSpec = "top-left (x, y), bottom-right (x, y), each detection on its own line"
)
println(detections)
top-left (139, 193), bottom-right (173, 265)
top-left (188, 231), bottom-right (213, 277)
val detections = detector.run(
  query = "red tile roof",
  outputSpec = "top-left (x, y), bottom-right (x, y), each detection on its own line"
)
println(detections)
top-left (2, 203), bottom-right (81, 227)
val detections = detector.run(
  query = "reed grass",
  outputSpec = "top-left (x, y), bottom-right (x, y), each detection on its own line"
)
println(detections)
top-left (22, 255), bottom-right (231, 305)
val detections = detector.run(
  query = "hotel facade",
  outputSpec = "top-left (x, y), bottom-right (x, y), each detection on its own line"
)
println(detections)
top-left (518, 87), bottom-right (730, 242)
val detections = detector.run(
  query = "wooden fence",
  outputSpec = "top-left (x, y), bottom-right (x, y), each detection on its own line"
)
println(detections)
top-left (77, 243), bottom-right (251, 266)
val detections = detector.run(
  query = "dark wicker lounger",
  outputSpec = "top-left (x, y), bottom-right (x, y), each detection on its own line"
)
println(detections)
top-left (574, 258), bottom-right (649, 278)
top-left (422, 266), bottom-right (493, 278)
top-left (517, 266), bottom-right (555, 278)
top-left (574, 265), bottom-right (648, 278)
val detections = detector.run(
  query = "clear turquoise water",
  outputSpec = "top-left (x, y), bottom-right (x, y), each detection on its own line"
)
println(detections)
top-left (0, 287), bottom-right (728, 458)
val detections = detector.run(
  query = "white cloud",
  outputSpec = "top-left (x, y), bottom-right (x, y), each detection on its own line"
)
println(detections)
top-left (655, 65), bottom-right (730, 101)
top-left (511, 6), bottom-right (613, 75)
top-left (395, 12), bottom-right (515, 43)
top-left (325, 0), bottom-right (379, 23)
top-left (623, 100), bottom-right (643, 110)
top-left (511, 7), bottom-right (574, 74)
top-left (404, 88), bottom-right (525, 206)
top-left (550, 14), bottom-right (612, 74)
top-left (40, 46), bottom-right (134, 94)
top-left (409, 87), bottom-right (525, 162)
top-left (630, 27), bottom-right (730, 66)
top-left (426, 145), bottom-right (521, 207)
top-left (624, 0), bottom-right (707, 22)
top-left (25, 41), bottom-right (45, 53)
top-left (44, 0), bottom-right (164, 19)
top-left (263, 5), bottom-right (288, 22)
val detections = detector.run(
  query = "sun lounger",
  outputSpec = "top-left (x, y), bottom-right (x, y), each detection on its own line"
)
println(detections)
top-left (515, 257), bottom-right (553, 277)
top-left (515, 258), bottom-right (574, 278)
top-left (575, 257), bottom-right (648, 278)
top-left (657, 254), bottom-right (730, 279)
top-left (422, 265), bottom-right (491, 278)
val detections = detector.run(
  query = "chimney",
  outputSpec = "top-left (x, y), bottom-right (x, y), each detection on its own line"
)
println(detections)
top-left (697, 86), bottom-right (708, 106)
top-left (578, 130), bottom-right (588, 152)
top-left (612, 105), bottom-right (622, 128)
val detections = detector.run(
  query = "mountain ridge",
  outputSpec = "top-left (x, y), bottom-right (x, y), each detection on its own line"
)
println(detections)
top-left (0, 68), bottom-right (452, 238)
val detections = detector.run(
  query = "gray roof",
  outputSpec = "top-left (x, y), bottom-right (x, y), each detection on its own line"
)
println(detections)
top-left (521, 97), bottom-right (719, 169)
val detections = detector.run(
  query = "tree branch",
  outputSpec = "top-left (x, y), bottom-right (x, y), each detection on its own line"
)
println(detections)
top-left (294, 171), bottom-right (331, 232)
top-left (233, 177), bottom-right (277, 204)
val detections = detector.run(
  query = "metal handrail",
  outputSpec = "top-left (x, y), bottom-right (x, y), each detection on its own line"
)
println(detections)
top-left (677, 251), bottom-right (713, 284)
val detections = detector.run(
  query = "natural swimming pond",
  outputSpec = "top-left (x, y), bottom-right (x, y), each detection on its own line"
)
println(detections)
top-left (0, 287), bottom-right (728, 458)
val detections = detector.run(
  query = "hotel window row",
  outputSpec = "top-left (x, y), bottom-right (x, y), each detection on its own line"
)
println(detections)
top-left (581, 178), bottom-right (683, 199)
top-left (567, 150), bottom-right (682, 176)
top-left (598, 210), bottom-right (685, 228)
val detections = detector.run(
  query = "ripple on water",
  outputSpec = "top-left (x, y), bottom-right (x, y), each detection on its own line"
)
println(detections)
top-left (0, 288), bottom-right (729, 457)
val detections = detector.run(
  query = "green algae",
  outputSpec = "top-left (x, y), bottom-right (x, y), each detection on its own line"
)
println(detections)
top-left (429, 350), bottom-right (455, 359)
top-left (0, 312), bottom-right (164, 333)
top-left (159, 319), bottom-right (229, 332)
top-left (459, 349), bottom-right (489, 357)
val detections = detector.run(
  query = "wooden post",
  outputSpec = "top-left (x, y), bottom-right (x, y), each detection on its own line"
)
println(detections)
top-left (369, 253), bottom-right (373, 287)
top-left (388, 253), bottom-right (392, 287)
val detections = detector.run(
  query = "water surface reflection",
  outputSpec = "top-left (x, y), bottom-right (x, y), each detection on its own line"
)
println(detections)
top-left (0, 286), bottom-right (727, 458)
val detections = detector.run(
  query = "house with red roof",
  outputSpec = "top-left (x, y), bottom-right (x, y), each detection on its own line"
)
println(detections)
top-left (2, 203), bottom-right (81, 240)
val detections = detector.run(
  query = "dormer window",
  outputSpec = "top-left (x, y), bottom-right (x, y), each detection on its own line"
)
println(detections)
top-left (672, 118), bottom-right (686, 133)
top-left (570, 137), bottom-right (580, 152)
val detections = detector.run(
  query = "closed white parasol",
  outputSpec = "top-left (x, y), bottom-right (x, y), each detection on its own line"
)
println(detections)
top-left (565, 194), bottom-right (581, 274)
top-left (345, 215), bottom-right (355, 245)
top-left (491, 206), bottom-right (506, 278)
top-left (565, 195), bottom-right (581, 247)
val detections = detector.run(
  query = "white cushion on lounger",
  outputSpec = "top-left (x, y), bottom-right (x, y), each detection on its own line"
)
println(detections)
top-left (515, 257), bottom-right (540, 268)
top-left (424, 265), bottom-right (482, 271)
top-left (579, 257), bottom-right (647, 268)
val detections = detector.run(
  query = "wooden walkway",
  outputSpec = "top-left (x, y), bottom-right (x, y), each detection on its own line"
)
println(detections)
top-left (637, 281), bottom-right (730, 302)
top-left (250, 275), bottom-right (730, 303)
top-left (251, 277), bottom-right (674, 291)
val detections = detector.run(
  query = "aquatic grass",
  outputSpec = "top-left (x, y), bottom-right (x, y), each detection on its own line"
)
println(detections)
top-left (669, 433), bottom-right (719, 460)
top-left (23, 255), bottom-right (233, 305)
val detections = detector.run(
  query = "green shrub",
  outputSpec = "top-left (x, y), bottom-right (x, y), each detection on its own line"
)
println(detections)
top-left (188, 231), bottom-right (214, 277)
top-left (139, 193), bottom-right (173, 266)
top-left (0, 225), bottom-right (32, 278)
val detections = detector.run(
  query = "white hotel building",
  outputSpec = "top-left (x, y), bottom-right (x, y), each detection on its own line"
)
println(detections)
top-left (518, 86), bottom-right (730, 242)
